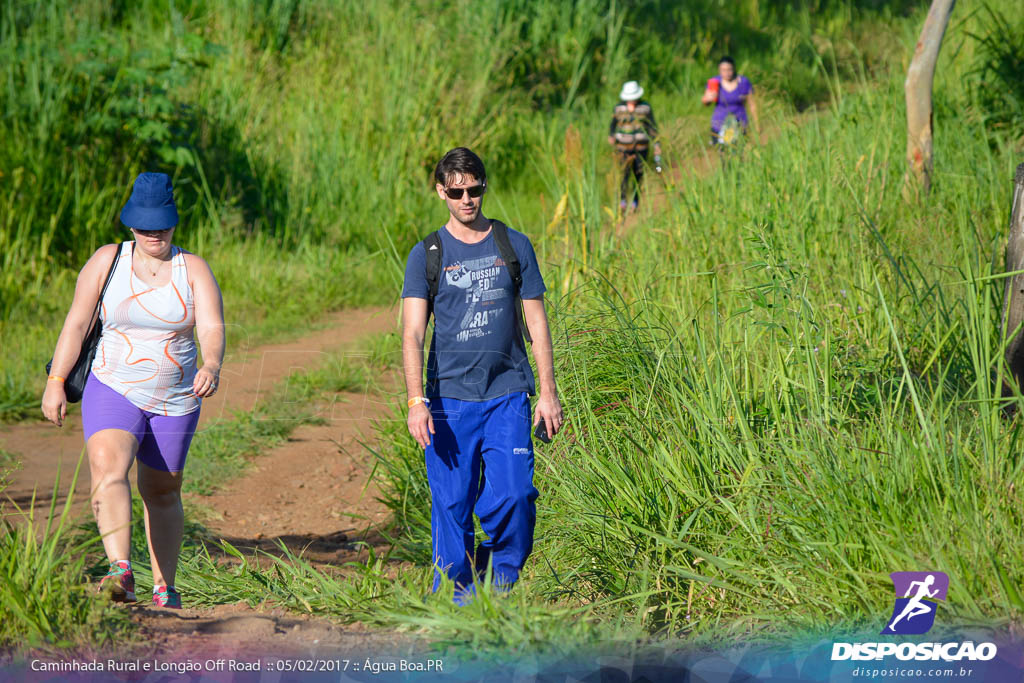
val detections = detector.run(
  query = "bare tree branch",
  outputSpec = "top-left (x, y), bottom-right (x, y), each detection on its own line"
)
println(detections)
top-left (904, 0), bottom-right (956, 197)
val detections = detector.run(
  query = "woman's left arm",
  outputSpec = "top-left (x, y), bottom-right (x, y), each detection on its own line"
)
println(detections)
top-left (186, 254), bottom-right (225, 398)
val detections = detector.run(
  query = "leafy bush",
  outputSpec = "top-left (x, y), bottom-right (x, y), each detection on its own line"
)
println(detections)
top-left (965, 4), bottom-right (1024, 140)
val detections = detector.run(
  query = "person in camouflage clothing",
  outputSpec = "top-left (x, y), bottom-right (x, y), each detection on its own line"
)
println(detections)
top-left (607, 80), bottom-right (662, 213)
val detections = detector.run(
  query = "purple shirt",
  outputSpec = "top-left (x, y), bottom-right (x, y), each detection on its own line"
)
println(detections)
top-left (710, 75), bottom-right (752, 131)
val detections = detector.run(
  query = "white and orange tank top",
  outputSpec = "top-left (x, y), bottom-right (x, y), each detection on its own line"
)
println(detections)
top-left (91, 241), bottom-right (200, 415)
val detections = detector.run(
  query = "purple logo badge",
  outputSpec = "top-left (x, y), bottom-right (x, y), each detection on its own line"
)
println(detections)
top-left (881, 572), bottom-right (949, 635)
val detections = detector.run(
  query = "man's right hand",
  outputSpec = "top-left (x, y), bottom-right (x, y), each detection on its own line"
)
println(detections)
top-left (407, 401), bottom-right (434, 449)
top-left (607, 135), bottom-right (615, 146)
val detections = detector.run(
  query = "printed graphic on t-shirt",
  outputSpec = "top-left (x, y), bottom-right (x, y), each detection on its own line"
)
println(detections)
top-left (444, 254), bottom-right (509, 343)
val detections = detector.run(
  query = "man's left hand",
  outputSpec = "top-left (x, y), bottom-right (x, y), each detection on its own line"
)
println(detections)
top-left (534, 392), bottom-right (564, 439)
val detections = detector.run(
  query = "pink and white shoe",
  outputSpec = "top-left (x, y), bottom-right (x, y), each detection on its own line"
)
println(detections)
top-left (152, 585), bottom-right (182, 609)
top-left (98, 561), bottom-right (136, 602)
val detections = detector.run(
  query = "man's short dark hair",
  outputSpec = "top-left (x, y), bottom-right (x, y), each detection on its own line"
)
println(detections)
top-left (719, 55), bottom-right (735, 67)
top-left (434, 147), bottom-right (486, 187)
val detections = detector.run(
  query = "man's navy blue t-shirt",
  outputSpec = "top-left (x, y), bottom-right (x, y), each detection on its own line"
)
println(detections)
top-left (402, 222), bottom-right (546, 401)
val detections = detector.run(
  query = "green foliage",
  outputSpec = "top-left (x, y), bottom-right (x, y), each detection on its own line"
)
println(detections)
top-left (367, 412), bottom-right (434, 563)
top-left (3, 0), bottom-right (1024, 652)
top-left (964, 3), bottom-right (1024, 140)
top-left (0, 0), bottom-right (929, 421)
top-left (0, 457), bottom-right (133, 649)
top-left (370, 60), bottom-right (1024, 638)
top-left (168, 538), bottom-right (632, 655)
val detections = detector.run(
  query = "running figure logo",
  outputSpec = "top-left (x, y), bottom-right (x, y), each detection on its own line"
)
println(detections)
top-left (881, 571), bottom-right (949, 635)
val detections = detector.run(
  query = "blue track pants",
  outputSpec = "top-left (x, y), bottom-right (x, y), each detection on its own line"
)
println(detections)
top-left (424, 392), bottom-right (538, 603)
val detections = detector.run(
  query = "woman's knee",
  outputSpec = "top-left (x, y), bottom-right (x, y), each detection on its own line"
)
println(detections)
top-left (138, 469), bottom-right (183, 504)
top-left (87, 437), bottom-right (135, 488)
top-left (141, 489), bottom-right (182, 509)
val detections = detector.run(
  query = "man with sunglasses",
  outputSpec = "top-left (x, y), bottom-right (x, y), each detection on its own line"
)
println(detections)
top-left (401, 147), bottom-right (563, 605)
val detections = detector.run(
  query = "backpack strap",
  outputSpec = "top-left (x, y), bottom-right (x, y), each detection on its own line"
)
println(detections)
top-left (490, 220), bottom-right (532, 344)
top-left (422, 230), bottom-right (443, 317)
top-left (490, 221), bottom-right (520, 292)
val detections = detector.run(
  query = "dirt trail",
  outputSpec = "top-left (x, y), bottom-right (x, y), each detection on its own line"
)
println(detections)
top-left (124, 602), bottom-right (426, 659)
top-left (1, 109), bottom-right (817, 654)
top-left (0, 306), bottom-right (396, 516)
top-left (139, 308), bottom-right (416, 652)
top-left (193, 378), bottom-right (402, 565)
top-left (136, 378), bottom-right (410, 651)
top-left (1, 305), bottom-right (412, 650)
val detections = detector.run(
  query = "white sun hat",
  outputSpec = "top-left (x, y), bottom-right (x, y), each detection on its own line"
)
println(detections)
top-left (620, 80), bottom-right (644, 100)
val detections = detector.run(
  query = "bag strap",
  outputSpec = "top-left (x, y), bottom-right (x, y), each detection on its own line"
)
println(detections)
top-left (100, 243), bottom-right (122, 301)
top-left (490, 220), bottom-right (521, 292)
top-left (490, 220), bottom-right (532, 344)
top-left (89, 242), bottom-right (122, 331)
top-left (422, 230), bottom-right (442, 317)
top-left (44, 243), bottom-right (121, 376)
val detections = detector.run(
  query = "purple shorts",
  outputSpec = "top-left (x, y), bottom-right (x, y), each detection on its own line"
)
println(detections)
top-left (82, 373), bottom-right (200, 472)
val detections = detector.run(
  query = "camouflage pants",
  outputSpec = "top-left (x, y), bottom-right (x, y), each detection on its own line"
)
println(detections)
top-left (618, 149), bottom-right (647, 204)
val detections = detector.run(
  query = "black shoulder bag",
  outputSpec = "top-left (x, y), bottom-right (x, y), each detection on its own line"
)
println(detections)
top-left (46, 244), bottom-right (122, 403)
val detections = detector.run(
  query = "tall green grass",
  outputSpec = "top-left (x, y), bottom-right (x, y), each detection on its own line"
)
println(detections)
top-left (1, 0), bottom-right (918, 420)
top-left (0, 457), bottom-right (133, 649)
top-left (3, 0), bottom-right (1023, 653)
top-left (367, 7), bottom-right (1024, 640)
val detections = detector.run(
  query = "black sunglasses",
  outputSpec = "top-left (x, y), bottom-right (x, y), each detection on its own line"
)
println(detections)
top-left (444, 184), bottom-right (485, 200)
top-left (132, 227), bottom-right (173, 237)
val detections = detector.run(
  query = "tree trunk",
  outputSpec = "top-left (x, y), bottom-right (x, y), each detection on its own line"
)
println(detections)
top-left (904, 0), bottom-right (956, 197)
top-left (1001, 164), bottom-right (1024, 405)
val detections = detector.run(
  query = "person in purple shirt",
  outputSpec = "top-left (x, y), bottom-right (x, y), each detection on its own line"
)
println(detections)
top-left (701, 56), bottom-right (760, 146)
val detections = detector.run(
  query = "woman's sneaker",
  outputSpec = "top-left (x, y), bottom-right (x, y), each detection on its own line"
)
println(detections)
top-left (98, 561), bottom-right (136, 602)
top-left (152, 585), bottom-right (182, 609)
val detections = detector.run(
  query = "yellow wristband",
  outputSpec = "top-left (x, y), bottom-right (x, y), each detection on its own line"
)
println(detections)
top-left (48, 375), bottom-right (66, 383)
top-left (407, 396), bottom-right (430, 408)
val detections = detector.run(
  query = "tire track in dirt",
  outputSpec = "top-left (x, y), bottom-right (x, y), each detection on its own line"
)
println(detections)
top-left (138, 309), bottom-right (414, 652)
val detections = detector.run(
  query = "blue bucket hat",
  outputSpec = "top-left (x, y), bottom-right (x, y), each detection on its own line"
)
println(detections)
top-left (119, 172), bottom-right (179, 231)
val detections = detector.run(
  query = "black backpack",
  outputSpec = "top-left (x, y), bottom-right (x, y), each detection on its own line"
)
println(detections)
top-left (422, 220), bottom-right (532, 343)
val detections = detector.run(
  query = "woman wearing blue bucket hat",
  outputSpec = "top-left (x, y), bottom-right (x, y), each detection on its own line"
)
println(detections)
top-left (42, 172), bottom-right (225, 609)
